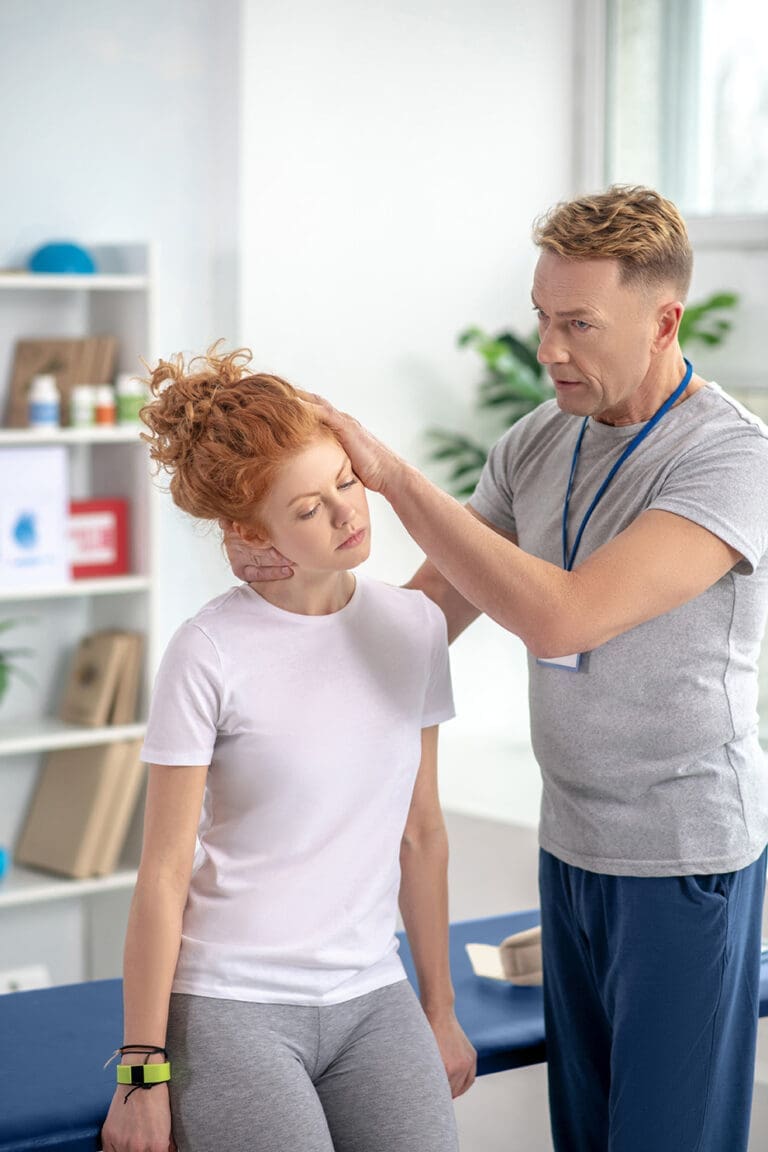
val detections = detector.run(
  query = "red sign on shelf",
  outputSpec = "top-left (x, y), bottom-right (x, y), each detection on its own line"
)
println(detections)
top-left (68, 498), bottom-right (130, 578)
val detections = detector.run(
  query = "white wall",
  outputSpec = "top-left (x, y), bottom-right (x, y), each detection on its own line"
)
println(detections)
top-left (0, 0), bottom-right (242, 655)
top-left (239, 0), bottom-right (576, 824)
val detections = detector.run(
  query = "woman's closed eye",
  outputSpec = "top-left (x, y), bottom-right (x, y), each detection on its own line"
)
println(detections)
top-left (297, 478), bottom-right (358, 519)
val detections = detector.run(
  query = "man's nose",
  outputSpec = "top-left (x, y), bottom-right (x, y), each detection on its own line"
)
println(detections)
top-left (536, 327), bottom-right (568, 366)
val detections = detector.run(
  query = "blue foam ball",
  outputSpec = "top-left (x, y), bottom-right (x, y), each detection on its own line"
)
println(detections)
top-left (27, 242), bottom-right (97, 275)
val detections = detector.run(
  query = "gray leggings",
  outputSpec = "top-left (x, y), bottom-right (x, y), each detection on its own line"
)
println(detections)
top-left (166, 979), bottom-right (458, 1152)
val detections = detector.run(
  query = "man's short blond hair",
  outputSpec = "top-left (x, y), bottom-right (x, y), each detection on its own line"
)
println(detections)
top-left (533, 185), bottom-right (693, 299)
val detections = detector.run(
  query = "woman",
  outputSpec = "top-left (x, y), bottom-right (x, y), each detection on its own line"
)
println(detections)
top-left (101, 346), bottom-right (475, 1152)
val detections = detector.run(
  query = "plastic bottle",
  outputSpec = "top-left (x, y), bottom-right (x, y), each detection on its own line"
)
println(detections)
top-left (94, 385), bottom-right (116, 425)
top-left (27, 374), bottom-right (61, 428)
top-left (69, 384), bottom-right (95, 427)
top-left (115, 374), bottom-right (146, 424)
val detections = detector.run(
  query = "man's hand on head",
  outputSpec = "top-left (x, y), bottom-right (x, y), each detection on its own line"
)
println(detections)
top-left (298, 391), bottom-right (399, 495)
top-left (220, 520), bottom-right (295, 583)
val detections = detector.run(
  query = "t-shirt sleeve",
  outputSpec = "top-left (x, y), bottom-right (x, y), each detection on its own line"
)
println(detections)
top-left (420, 596), bottom-right (456, 728)
top-left (140, 622), bottom-right (222, 765)
top-left (469, 424), bottom-right (519, 536)
top-left (649, 428), bottom-right (768, 574)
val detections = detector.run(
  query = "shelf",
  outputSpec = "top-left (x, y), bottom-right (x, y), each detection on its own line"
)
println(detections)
top-left (0, 864), bottom-right (137, 908)
top-left (0, 240), bottom-right (153, 979)
top-left (0, 718), bottom-right (146, 757)
top-left (0, 273), bottom-right (148, 292)
top-left (0, 575), bottom-right (151, 602)
top-left (0, 426), bottom-right (144, 445)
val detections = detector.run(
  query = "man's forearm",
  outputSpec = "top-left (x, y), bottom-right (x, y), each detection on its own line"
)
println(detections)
top-left (386, 460), bottom-right (572, 656)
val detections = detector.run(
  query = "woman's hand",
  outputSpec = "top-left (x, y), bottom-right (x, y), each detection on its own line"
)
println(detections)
top-left (425, 1006), bottom-right (477, 1098)
top-left (101, 1084), bottom-right (176, 1152)
top-left (220, 519), bottom-right (295, 583)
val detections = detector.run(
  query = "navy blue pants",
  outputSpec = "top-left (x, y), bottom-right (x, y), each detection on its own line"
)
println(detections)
top-left (539, 847), bottom-right (767, 1152)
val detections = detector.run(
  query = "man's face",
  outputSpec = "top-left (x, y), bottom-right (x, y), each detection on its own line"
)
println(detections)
top-left (532, 250), bottom-right (667, 422)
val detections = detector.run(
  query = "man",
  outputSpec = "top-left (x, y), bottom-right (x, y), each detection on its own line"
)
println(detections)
top-left (229, 185), bottom-right (768, 1151)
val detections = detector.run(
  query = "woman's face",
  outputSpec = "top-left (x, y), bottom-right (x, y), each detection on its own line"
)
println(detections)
top-left (256, 436), bottom-right (371, 571)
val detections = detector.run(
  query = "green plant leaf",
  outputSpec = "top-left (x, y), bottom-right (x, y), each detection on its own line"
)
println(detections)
top-left (426, 428), bottom-right (488, 456)
top-left (457, 326), bottom-right (486, 348)
top-left (495, 332), bottom-right (542, 377)
top-left (0, 619), bottom-right (35, 701)
top-left (678, 291), bottom-right (739, 350)
top-left (449, 460), bottom-right (488, 480)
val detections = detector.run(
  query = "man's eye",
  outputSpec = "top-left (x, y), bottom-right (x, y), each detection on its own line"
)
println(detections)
top-left (572, 319), bottom-right (591, 331)
top-left (299, 505), bottom-right (319, 520)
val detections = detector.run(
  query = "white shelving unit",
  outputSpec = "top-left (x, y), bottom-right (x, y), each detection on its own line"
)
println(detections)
top-left (0, 244), bottom-right (156, 984)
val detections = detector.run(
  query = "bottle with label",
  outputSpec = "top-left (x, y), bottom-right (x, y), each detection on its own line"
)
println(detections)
top-left (27, 374), bottom-right (61, 429)
top-left (94, 385), bottom-right (116, 426)
top-left (69, 385), bottom-right (95, 427)
top-left (115, 373), bottom-right (147, 424)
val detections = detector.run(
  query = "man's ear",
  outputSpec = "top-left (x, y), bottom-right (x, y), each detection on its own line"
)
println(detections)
top-left (652, 300), bottom-right (684, 352)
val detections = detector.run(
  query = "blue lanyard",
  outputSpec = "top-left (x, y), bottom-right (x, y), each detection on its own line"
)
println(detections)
top-left (561, 359), bottom-right (693, 571)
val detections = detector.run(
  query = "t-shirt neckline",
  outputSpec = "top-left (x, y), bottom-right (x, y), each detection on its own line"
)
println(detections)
top-left (585, 382), bottom-right (713, 440)
top-left (240, 574), bottom-right (362, 622)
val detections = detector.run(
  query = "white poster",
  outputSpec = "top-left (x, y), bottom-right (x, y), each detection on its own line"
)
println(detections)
top-left (0, 447), bottom-right (70, 587)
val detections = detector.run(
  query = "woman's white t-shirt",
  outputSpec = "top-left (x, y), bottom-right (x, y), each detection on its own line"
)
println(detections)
top-left (141, 576), bottom-right (454, 1006)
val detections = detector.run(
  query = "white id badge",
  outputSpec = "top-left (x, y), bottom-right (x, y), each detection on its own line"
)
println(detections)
top-left (536, 652), bottom-right (582, 672)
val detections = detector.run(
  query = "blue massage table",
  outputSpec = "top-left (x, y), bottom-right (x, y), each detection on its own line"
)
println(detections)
top-left (1, 910), bottom-right (767, 1151)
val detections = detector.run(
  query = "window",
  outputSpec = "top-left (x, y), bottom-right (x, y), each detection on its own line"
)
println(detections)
top-left (604, 0), bottom-right (768, 217)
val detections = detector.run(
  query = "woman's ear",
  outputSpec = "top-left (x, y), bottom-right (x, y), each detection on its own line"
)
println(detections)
top-left (231, 520), bottom-right (272, 549)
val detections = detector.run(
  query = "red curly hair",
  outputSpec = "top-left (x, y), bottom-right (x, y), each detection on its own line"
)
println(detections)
top-left (140, 345), bottom-right (336, 538)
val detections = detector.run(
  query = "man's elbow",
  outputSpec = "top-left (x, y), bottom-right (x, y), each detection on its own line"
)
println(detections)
top-left (516, 616), bottom-right (585, 660)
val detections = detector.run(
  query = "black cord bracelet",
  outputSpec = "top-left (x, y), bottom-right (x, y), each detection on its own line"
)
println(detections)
top-left (104, 1044), bottom-right (172, 1101)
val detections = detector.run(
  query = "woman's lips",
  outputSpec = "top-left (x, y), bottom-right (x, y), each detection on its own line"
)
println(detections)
top-left (337, 527), bottom-right (367, 550)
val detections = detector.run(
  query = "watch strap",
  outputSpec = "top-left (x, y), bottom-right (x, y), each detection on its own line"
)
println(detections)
top-left (117, 1061), bottom-right (171, 1086)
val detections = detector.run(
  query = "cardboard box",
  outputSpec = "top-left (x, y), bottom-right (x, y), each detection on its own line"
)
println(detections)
top-left (0, 447), bottom-right (69, 588)
top-left (15, 740), bottom-right (144, 879)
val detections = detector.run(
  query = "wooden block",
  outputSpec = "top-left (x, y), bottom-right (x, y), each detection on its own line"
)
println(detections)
top-left (107, 632), bottom-right (144, 726)
top-left (15, 742), bottom-right (136, 878)
top-left (59, 631), bottom-right (135, 728)
top-left (89, 739), bottom-right (145, 876)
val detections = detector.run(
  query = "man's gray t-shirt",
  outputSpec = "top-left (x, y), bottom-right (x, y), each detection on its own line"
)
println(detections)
top-left (472, 383), bottom-right (768, 876)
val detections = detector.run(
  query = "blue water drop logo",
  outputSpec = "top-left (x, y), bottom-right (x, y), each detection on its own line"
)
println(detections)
top-left (13, 513), bottom-right (37, 549)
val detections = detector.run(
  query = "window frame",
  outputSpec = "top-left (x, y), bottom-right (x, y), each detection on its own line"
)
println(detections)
top-left (572, 0), bottom-right (768, 250)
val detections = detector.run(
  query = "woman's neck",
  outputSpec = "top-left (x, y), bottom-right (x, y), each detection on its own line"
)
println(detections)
top-left (248, 569), bottom-right (356, 616)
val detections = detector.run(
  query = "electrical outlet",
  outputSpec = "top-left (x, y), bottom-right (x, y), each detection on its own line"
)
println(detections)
top-left (0, 964), bottom-right (51, 994)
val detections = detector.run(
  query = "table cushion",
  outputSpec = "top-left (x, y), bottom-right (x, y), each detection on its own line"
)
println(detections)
top-left (1, 910), bottom-right (766, 1149)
